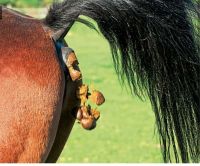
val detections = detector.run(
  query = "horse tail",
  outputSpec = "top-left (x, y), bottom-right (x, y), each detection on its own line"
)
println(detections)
top-left (43, 0), bottom-right (200, 163)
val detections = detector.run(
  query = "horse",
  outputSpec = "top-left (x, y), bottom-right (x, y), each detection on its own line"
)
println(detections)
top-left (0, 0), bottom-right (199, 163)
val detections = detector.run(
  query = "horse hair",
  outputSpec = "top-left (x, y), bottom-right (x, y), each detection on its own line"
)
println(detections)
top-left (44, 0), bottom-right (200, 163)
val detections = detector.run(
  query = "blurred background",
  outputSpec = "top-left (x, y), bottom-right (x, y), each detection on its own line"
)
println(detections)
top-left (0, 0), bottom-right (52, 7)
top-left (0, 0), bottom-right (166, 163)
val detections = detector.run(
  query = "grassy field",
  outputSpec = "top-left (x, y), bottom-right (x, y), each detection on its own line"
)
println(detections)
top-left (57, 22), bottom-right (163, 163)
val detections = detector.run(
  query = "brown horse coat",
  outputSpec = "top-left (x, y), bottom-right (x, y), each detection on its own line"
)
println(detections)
top-left (0, 7), bottom-right (77, 162)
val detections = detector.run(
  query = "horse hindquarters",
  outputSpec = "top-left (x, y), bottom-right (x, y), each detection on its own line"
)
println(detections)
top-left (0, 8), bottom-right (65, 162)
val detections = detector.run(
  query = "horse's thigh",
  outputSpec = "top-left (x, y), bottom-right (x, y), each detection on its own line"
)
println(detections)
top-left (0, 74), bottom-right (64, 162)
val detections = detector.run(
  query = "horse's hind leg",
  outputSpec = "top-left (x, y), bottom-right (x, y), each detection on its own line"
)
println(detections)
top-left (0, 59), bottom-right (65, 163)
top-left (45, 78), bottom-right (79, 163)
top-left (0, 76), bottom-right (65, 162)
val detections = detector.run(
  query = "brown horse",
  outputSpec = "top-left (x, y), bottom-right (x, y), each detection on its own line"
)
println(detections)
top-left (0, 0), bottom-right (200, 163)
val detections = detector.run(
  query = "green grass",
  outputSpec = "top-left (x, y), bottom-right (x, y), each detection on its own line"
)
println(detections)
top-left (57, 22), bottom-right (163, 163)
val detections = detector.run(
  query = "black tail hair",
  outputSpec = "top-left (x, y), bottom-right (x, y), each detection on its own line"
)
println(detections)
top-left (44, 0), bottom-right (200, 163)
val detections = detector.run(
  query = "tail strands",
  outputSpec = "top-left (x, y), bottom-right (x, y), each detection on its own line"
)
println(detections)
top-left (44, 0), bottom-right (200, 162)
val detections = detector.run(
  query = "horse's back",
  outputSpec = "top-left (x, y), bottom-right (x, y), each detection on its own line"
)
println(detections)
top-left (0, 8), bottom-right (65, 162)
